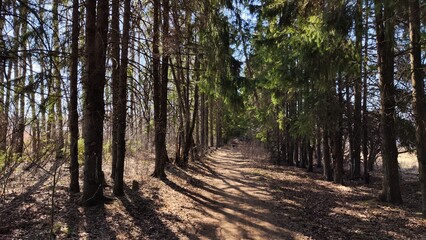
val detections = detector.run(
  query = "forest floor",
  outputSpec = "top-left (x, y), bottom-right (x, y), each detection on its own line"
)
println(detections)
top-left (0, 143), bottom-right (425, 239)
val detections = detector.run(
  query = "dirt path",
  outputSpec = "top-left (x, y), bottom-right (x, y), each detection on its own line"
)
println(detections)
top-left (178, 147), bottom-right (302, 240)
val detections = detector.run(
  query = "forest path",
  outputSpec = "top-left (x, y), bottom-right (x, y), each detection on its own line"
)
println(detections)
top-left (179, 146), bottom-right (302, 240)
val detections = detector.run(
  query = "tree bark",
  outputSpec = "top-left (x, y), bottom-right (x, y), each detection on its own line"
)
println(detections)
top-left (408, 0), bottom-right (426, 216)
top-left (375, 0), bottom-right (402, 204)
top-left (53, 0), bottom-right (64, 160)
top-left (316, 124), bottom-right (322, 168)
top-left (152, 0), bottom-right (169, 179)
top-left (300, 138), bottom-right (307, 168)
top-left (200, 93), bottom-right (205, 155)
top-left (114, 0), bottom-right (131, 196)
top-left (209, 95), bottom-right (214, 147)
top-left (352, 0), bottom-right (363, 178)
top-left (110, 0), bottom-right (120, 179)
top-left (82, 0), bottom-right (109, 206)
top-left (362, 0), bottom-right (370, 184)
top-left (323, 129), bottom-right (333, 181)
top-left (307, 140), bottom-right (314, 172)
top-left (0, 6), bottom-right (6, 153)
top-left (69, 0), bottom-right (80, 193)
top-left (16, 1), bottom-right (28, 160)
top-left (205, 94), bottom-right (209, 149)
top-left (333, 76), bottom-right (344, 184)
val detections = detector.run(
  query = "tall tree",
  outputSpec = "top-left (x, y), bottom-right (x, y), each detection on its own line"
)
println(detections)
top-left (52, 0), bottom-right (64, 160)
top-left (110, 0), bottom-right (120, 179)
top-left (333, 75), bottom-right (344, 184)
top-left (151, 0), bottom-right (169, 178)
top-left (352, 0), bottom-right (363, 178)
top-left (0, 1), bottom-right (7, 153)
top-left (82, 0), bottom-right (109, 206)
top-left (362, 0), bottom-right (370, 184)
top-left (69, 0), bottom-right (80, 193)
top-left (374, 0), bottom-right (402, 204)
top-left (114, 0), bottom-right (131, 196)
top-left (408, 0), bottom-right (426, 217)
top-left (15, 0), bottom-right (28, 160)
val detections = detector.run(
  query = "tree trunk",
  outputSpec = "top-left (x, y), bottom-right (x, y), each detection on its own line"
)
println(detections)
top-left (293, 138), bottom-right (299, 167)
top-left (110, 0), bottom-right (120, 179)
top-left (69, 0), bottom-right (80, 193)
top-left (205, 95), bottom-right (209, 149)
top-left (16, 2), bottom-right (28, 160)
top-left (182, 86), bottom-right (199, 164)
top-left (352, 0), bottom-right (363, 178)
top-left (215, 100), bottom-right (222, 148)
top-left (200, 93), bottom-right (205, 155)
top-left (307, 140), bottom-right (314, 172)
top-left (345, 82), bottom-right (353, 177)
top-left (375, 0), bottom-right (402, 204)
top-left (323, 129), bottom-right (333, 181)
top-left (333, 76), bottom-right (344, 184)
top-left (82, 0), bottom-right (109, 206)
top-left (2, 60), bottom-right (12, 157)
top-left (408, 0), bottom-right (426, 217)
top-left (362, 0), bottom-right (370, 184)
top-left (152, 0), bottom-right (169, 179)
top-left (316, 124), bottom-right (322, 168)
top-left (114, 0), bottom-right (131, 196)
top-left (181, 50), bottom-right (200, 165)
top-left (288, 138), bottom-right (294, 166)
top-left (0, 8), bottom-right (6, 153)
top-left (209, 95), bottom-right (214, 147)
top-left (300, 138), bottom-right (307, 168)
top-left (53, 0), bottom-right (64, 160)
top-left (29, 53), bottom-right (39, 163)
top-left (286, 104), bottom-right (293, 166)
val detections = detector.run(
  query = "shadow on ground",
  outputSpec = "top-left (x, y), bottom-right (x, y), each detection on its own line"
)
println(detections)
top-left (166, 147), bottom-right (426, 240)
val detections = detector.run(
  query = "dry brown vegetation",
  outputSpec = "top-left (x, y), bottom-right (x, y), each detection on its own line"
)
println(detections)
top-left (0, 143), bottom-right (425, 239)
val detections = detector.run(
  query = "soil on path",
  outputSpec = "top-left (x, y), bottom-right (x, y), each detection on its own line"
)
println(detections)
top-left (175, 147), bottom-right (301, 240)
top-left (167, 146), bottom-right (425, 240)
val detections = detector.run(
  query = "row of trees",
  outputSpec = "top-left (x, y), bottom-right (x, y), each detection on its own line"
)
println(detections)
top-left (0, 0), bottom-right (242, 206)
top-left (1, 0), bottom-right (425, 218)
top-left (245, 0), bottom-right (425, 216)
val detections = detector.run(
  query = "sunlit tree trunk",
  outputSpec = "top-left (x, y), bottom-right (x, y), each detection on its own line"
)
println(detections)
top-left (200, 93), bottom-right (205, 154)
top-left (38, 0), bottom-right (47, 137)
top-left (215, 100), bottom-right (222, 148)
top-left (15, 1), bottom-right (28, 160)
top-left (152, 0), bottom-right (169, 179)
top-left (209, 95), bottom-right (214, 147)
top-left (53, 0), bottom-right (64, 160)
top-left (29, 53), bottom-right (39, 162)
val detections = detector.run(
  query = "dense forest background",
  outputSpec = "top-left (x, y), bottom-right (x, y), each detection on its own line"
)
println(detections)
top-left (0, 0), bottom-right (426, 239)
